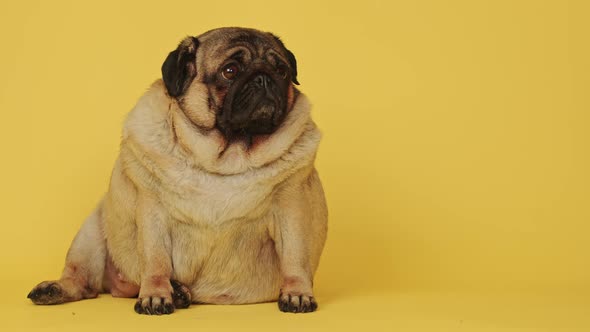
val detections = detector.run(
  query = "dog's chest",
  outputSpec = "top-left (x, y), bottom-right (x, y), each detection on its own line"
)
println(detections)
top-left (159, 165), bottom-right (277, 225)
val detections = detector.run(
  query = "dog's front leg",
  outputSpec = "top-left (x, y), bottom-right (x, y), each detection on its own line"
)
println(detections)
top-left (133, 192), bottom-right (176, 315)
top-left (272, 171), bottom-right (325, 313)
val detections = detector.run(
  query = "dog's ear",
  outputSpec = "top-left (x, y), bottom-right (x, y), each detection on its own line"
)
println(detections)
top-left (271, 34), bottom-right (299, 85)
top-left (162, 36), bottom-right (200, 97)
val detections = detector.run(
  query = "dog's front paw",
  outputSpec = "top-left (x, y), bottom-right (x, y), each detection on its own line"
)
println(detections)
top-left (135, 277), bottom-right (175, 315)
top-left (134, 296), bottom-right (175, 315)
top-left (134, 279), bottom-right (192, 315)
top-left (278, 292), bottom-right (318, 313)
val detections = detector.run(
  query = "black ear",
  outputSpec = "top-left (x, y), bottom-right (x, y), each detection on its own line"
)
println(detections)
top-left (271, 35), bottom-right (299, 85)
top-left (162, 36), bottom-right (200, 97)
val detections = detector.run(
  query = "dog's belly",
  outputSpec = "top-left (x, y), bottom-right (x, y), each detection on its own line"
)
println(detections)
top-left (170, 216), bottom-right (281, 304)
top-left (104, 158), bottom-right (284, 304)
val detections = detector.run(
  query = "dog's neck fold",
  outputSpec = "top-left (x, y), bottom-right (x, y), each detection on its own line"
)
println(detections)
top-left (123, 80), bottom-right (321, 176)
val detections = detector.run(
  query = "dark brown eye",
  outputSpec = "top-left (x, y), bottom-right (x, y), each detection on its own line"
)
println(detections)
top-left (277, 66), bottom-right (288, 79)
top-left (222, 64), bottom-right (239, 80)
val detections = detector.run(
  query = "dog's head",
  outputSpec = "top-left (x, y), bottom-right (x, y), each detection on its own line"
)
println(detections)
top-left (162, 27), bottom-right (299, 140)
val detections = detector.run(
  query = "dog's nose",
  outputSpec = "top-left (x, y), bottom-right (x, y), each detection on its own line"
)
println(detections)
top-left (252, 74), bottom-right (272, 88)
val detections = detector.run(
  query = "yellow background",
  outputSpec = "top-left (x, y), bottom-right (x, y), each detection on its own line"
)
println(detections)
top-left (1, 0), bottom-right (589, 330)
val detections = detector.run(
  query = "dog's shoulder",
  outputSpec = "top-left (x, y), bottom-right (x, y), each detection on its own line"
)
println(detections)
top-left (122, 80), bottom-right (174, 149)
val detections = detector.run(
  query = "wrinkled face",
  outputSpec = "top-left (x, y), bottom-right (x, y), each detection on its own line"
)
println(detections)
top-left (161, 28), bottom-right (299, 138)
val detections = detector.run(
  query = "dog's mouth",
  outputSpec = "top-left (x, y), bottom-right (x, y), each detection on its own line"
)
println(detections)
top-left (225, 99), bottom-right (281, 135)
top-left (217, 71), bottom-right (289, 137)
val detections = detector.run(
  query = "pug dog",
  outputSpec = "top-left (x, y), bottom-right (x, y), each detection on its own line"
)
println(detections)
top-left (27, 27), bottom-right (327, 315)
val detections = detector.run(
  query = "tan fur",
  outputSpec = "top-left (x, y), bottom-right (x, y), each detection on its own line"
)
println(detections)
top-left (28, 28), bottom-right (327, 314)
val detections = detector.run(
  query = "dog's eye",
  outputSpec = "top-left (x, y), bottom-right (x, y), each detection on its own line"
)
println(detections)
top-left (222, 64), bottom-right (239, 80)
top-left (277, 66), bottom-right (288, 79)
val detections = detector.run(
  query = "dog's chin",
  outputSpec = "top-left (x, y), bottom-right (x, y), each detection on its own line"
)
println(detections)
top-left (217, 105), bottom-right (286, 148)
top-left (221, 125), bottom-right (277, 150)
